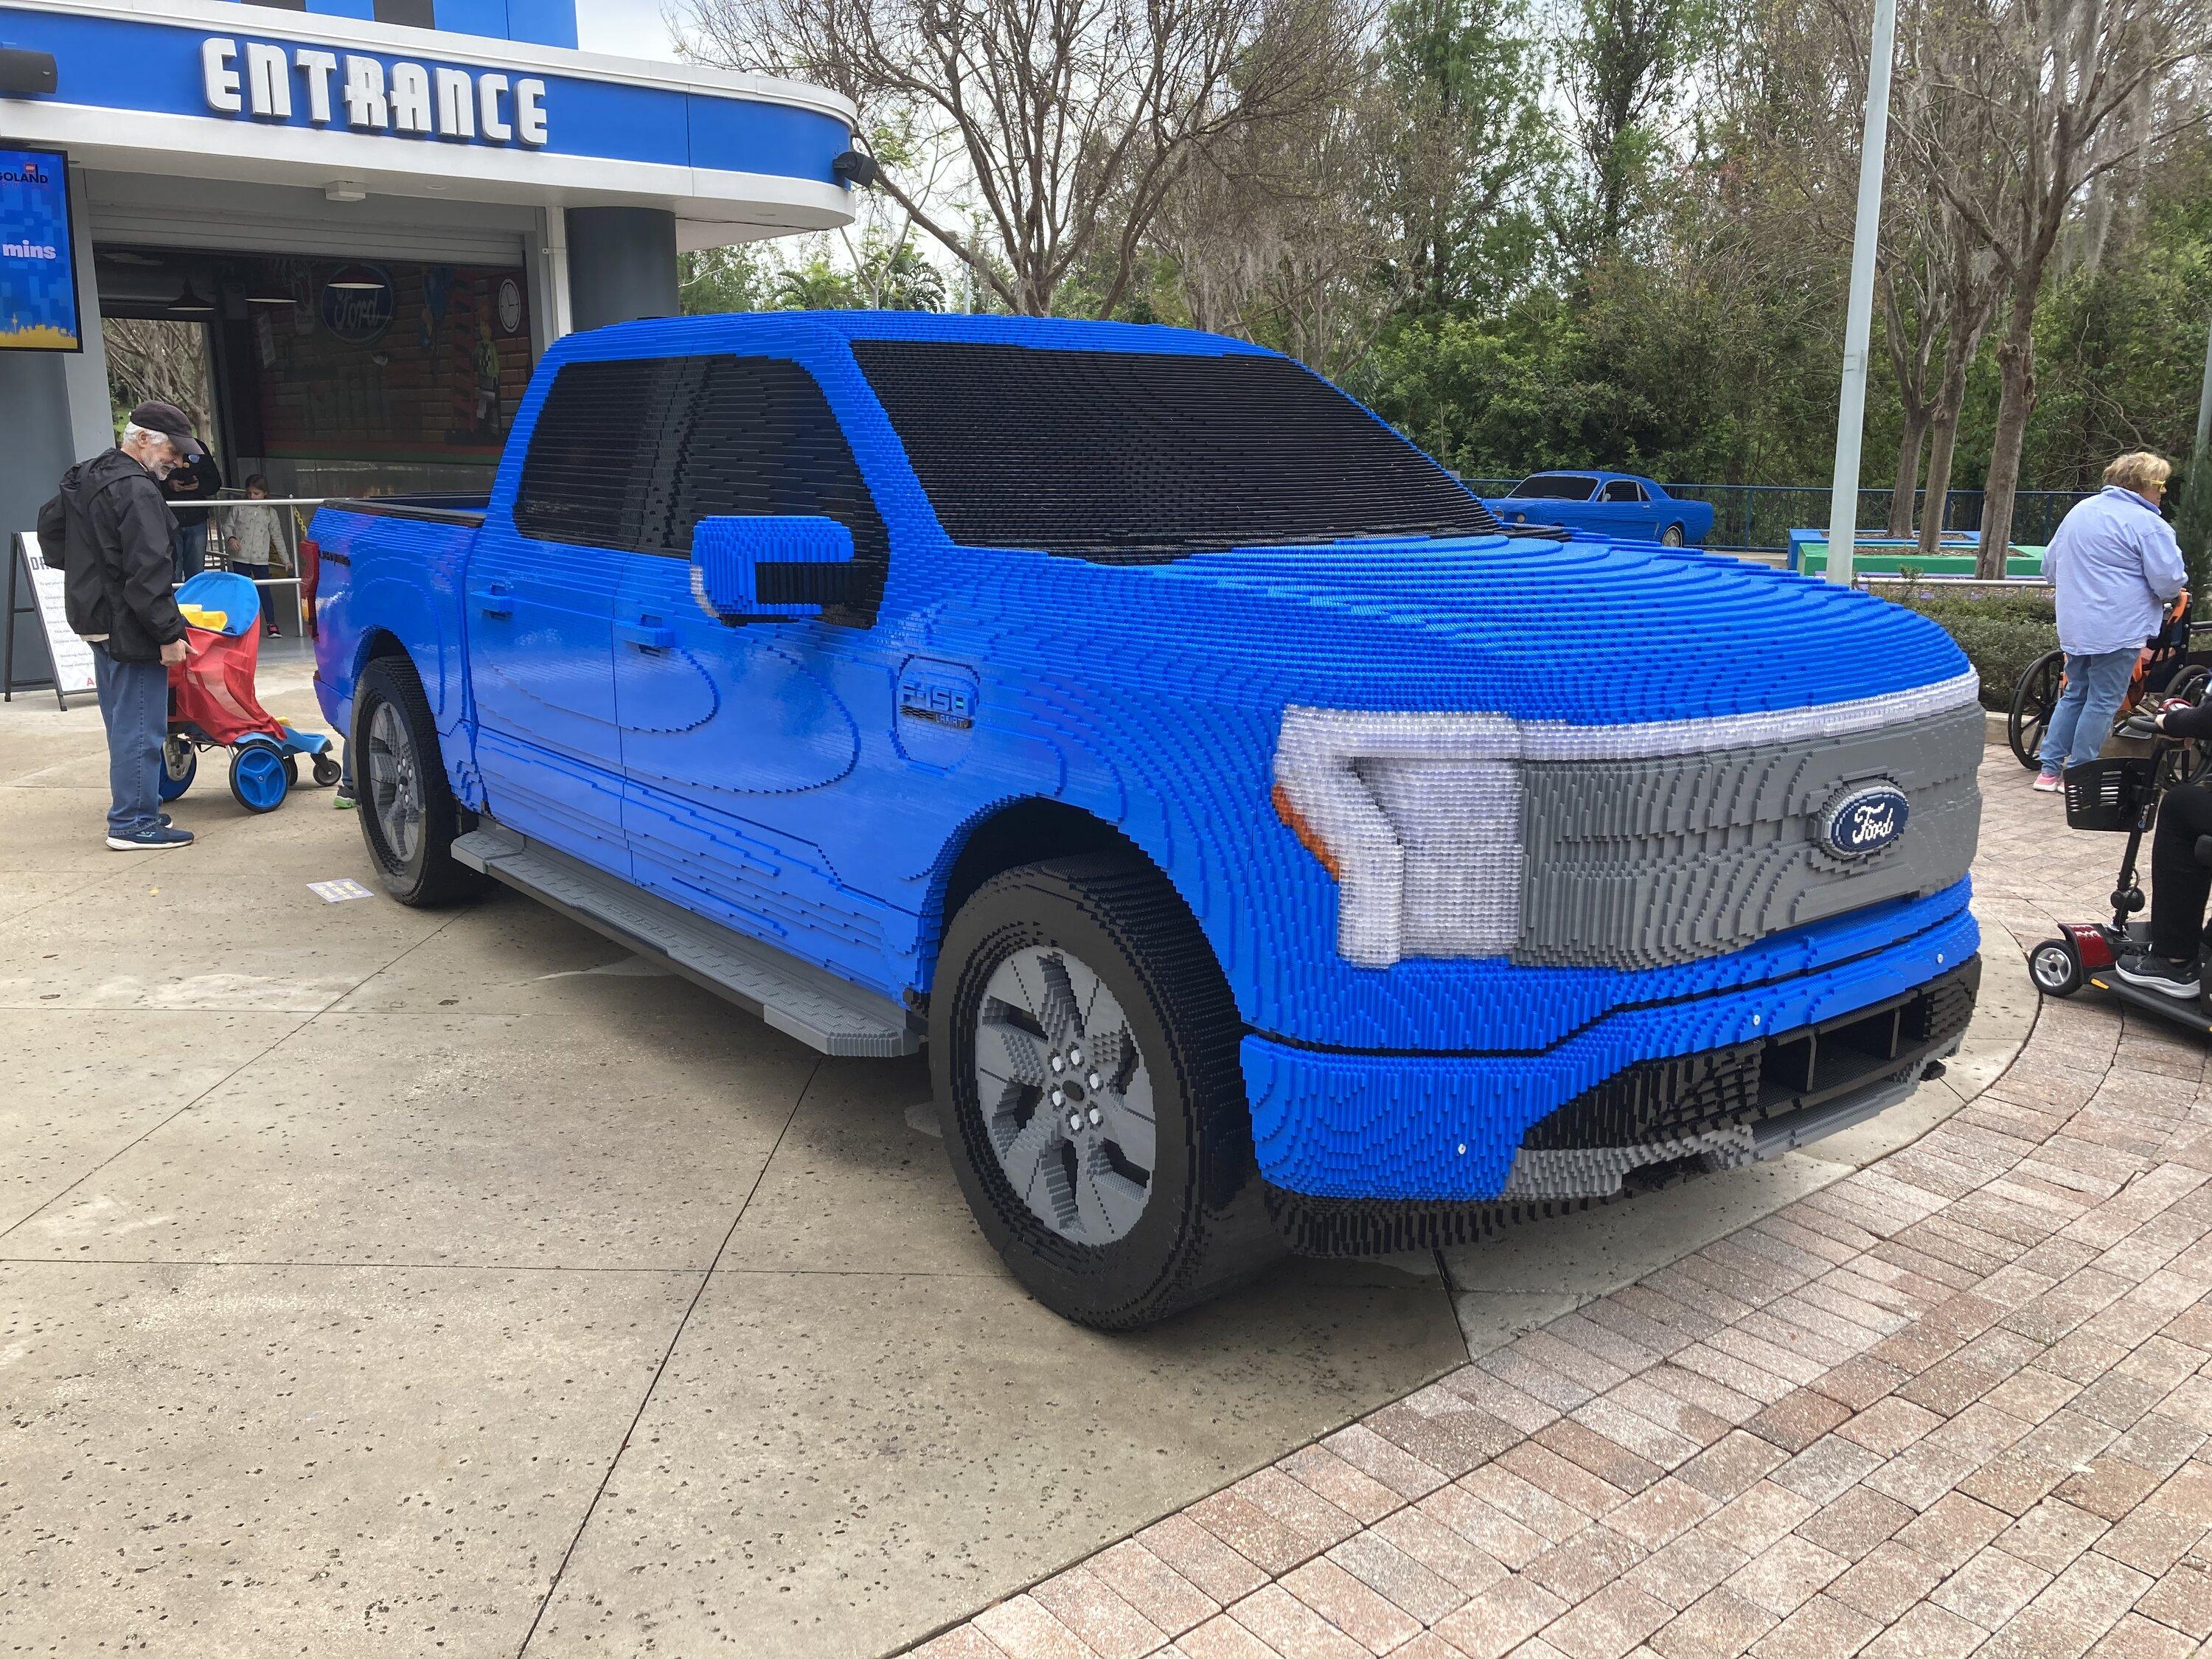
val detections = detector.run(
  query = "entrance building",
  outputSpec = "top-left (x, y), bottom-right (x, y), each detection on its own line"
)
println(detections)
top-left (0, 0), bottom-right (855, 524)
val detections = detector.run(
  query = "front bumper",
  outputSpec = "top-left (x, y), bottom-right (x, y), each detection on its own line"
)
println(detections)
top-left (1245, 905), bottom-right (1978, 1253)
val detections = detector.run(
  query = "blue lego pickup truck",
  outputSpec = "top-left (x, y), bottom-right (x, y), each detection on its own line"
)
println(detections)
top-left (313, 313), bottom-right (1983, 1329)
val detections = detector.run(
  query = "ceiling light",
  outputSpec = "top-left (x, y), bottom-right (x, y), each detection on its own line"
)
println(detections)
top-left (167, 282), bottom-right (215, 317)
top-left (326, 278), bottom-right (384, 291)
top-left (324, 180), bottom-right (365, 203)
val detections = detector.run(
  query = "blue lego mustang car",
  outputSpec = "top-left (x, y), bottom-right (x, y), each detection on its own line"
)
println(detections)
top-left (313, 313), bottom-right (1981, 1328)
top-left (1484, 470), bottom-right (1717, 546)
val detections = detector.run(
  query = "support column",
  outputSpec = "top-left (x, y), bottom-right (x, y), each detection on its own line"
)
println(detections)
top-left (1, 164), bottom-right (110, 686)
top-left (563, 206), bottom-right (678, 333)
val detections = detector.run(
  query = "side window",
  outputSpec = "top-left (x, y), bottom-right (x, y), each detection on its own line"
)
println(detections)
top-left (512, 358), bottom-right (684, 549)
top-left (1601, 479), bottom-right (1644, 503)
top-left (650, 355), bottom-right (891, 625)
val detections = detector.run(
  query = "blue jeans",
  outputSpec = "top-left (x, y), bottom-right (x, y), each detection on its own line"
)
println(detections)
top-left (2039, 648), bottom-right (2138, 773)
top-left (173, 520), bottom-right (208, 584)
top-left (91, 645), bottom-right (168, 836)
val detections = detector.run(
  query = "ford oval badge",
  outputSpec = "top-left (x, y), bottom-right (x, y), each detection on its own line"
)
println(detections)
top-left (1821, 783), bottom-right (1910, 859)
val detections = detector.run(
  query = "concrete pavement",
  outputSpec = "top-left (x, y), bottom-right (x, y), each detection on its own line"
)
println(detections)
top-left (1, 672), bottom-right (2044, 1658)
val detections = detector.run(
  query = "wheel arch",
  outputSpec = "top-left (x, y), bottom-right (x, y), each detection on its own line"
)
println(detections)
top-left (918, 797), bottom-right (1211, 996)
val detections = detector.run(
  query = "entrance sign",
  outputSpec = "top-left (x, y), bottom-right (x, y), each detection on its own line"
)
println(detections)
top-left (201, 37), bottom-right (549, 147)
top-left (0, 147), bottom-right (80, 352)
top-left (4, 531), bottom-right (95, 708)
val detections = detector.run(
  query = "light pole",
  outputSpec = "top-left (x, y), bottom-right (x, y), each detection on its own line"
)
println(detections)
top-left (1825, 0), bottom-right (1899, 587)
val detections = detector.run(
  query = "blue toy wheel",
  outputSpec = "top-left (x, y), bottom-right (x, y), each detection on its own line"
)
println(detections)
top-left (159, 737), bottom-right (197, 801)
top-left (229, 742), bottom-right (290, 814)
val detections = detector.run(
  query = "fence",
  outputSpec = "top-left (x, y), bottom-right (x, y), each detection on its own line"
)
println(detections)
top-left (180, 493), bottom-right (332, 636)
top-left (1458, 479), bottom-right (2093, 555)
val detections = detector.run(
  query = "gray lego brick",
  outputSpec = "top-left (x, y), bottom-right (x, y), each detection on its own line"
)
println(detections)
top-left (453, 824), bottom-right (922, 1057)
top-left (1517, 699), bottom-right (1983, 969)
top-left (1498, 1051), bottom-right (1942, 1200)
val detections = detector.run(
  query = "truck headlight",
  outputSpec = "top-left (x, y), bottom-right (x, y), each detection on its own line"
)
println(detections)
top-left (1272, 707), bottom-right (1523, 967)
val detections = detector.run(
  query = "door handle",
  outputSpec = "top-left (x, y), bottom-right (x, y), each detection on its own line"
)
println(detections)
top-left (469, 583), bottom-right (513, 617)
top-left (616, 621), bottom-right (674, 651)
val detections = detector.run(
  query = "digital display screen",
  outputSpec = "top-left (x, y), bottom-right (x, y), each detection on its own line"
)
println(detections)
top-left (0, 147), bottom-right (81, 353)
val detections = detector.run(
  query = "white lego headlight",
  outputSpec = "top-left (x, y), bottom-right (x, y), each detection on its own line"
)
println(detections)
top-left (1271, 708), bottom-right (1525, 967)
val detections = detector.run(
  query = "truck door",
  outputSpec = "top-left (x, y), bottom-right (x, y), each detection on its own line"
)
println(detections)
top-left (611, 353), bottom-right (905, 984)
top-left (467, 357), bottom-right (664, 872)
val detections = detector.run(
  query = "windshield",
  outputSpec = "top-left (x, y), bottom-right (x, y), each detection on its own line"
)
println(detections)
top-left (1509, 474), bottom-right (1599, 501)
top-left (852, 341), bottom-right (1502, 559)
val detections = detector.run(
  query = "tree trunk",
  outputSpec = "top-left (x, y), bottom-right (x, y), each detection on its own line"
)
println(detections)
top-left (1888, 407), bottom-right (1928, 539)
top-left (1919, 408), bottom-right (1961, 562)
top-left (1975, 296), bottom-right (2039, 579)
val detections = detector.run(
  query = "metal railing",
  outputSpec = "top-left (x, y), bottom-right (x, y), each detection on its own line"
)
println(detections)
top-left (174, 494), bottom-right (332, 636)
top-left (1458, 479), bottom-right (2095, 554)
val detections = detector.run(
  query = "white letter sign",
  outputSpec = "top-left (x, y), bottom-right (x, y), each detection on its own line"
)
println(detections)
top-left (201, 38), bottom-right (241, 114)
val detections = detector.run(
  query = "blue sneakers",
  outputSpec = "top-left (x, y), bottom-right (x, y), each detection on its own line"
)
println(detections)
top-left (106, 824), bottom-right (195, 851)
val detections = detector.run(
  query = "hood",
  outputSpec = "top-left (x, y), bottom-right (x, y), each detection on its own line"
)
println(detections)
top-left (970, 533), bottom-right (1972, 726)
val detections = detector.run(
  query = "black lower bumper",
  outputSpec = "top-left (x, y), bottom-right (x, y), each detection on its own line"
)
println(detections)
top-left (1262, 956), bottom-right (1980, 1257)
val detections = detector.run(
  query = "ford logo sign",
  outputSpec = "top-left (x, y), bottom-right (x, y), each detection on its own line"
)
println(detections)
top-left (1821, 783), bottom-right (1910, 859)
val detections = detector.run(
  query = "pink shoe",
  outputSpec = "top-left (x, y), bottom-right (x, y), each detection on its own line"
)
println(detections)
top-left (2034, 768), bottom-right (2063, 793)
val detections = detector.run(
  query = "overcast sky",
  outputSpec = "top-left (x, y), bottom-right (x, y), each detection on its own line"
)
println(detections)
top-left (574, 0), bottom-right (685, 60)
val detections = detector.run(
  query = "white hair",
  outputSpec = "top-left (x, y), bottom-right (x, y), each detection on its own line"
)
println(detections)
top-left (120, 422), bottom-right (167, 450)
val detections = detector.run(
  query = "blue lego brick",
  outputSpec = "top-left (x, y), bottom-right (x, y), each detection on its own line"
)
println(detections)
top-left (1245, 894), bottom-right (1977, 1200)
top-left (314, 309), bottom-right (1986, 1205)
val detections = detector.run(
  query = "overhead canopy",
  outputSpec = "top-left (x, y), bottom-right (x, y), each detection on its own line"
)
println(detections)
top-left (0, 0), bottom-right (857, 249)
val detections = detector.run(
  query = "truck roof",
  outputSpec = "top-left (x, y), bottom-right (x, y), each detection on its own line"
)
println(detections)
top-left (562, 309), bottom-right (1276, 360)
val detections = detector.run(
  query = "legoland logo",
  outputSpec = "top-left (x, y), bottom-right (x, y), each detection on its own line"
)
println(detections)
top-left (0, 161), bottom-right (51, 186)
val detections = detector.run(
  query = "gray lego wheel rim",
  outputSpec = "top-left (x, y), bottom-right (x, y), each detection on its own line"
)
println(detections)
top-left (973, 944), bottom-right (1157, 1246)
top-left (366, 699), bottom-right (424, 869)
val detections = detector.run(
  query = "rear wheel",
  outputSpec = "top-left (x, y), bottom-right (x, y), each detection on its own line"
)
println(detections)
top-left (931, 855), bottom-right (1283, 1329)
top-left (229, 740), bottom-right (289, 813)
top-left (2010, 649), bottom-right (2064, 771)
top-left (159, 737), bottom-right (196, 801)
top-left (353, 658), bottom-right (486, 907)
top-left (1660, 523), bottom-right (1686, 548)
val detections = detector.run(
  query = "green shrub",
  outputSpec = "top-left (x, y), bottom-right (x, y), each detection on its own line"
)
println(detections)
top-left (1883, 582), bottom-right (2057, 709)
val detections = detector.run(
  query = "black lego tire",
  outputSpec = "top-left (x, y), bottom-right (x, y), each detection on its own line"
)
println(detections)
top-left (312, 751), bottom-right (342, 788)
top-left (352, 657), bottom-right (487, 908)
top-left (931, 854), bottom-right (1284, 1329)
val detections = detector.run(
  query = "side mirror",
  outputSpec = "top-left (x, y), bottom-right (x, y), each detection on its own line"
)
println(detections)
top-left (690, 515), bottom-right (855, 622)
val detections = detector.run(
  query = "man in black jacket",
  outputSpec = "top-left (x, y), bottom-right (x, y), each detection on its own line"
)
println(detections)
top-left (36, 402), bottom-right (204, 851)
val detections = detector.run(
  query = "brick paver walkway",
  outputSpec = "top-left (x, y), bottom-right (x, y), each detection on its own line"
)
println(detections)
top-left (913, 754), bottom-right (2212, 1659)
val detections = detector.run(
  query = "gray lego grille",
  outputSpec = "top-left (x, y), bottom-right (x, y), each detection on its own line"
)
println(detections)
top-left (1514, 699), bottom-right (1983, 970)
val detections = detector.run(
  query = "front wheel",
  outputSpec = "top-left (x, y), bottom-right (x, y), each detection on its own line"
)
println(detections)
top-left (2028, 938), bottom-right (2082, 998)
top-left (931, 855), bottom-right (1284, 1329)
top-left (352, 658), bottom-right (487, 907)
top-left (2010, 649), bottom-right (2064, 771)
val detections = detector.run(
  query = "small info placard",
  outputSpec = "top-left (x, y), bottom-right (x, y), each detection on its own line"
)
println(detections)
top-left (15, 531), bottom-right (96, 697)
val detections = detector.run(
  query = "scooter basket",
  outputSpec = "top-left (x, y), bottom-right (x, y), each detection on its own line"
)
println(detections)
top-left (2064, 757), bottom-right (2157, 832)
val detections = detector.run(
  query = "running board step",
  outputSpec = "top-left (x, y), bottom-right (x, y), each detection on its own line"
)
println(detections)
top-left (453, 822), bottom-right (922, 1057)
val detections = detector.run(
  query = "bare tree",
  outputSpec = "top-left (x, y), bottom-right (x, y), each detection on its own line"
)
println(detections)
top-left (686, 0), bottom-right (1357, 316)
top-left (101, 318), bottom-right (215, 439)
top-left (1151, 72), bottom-right (1407, 378)
top-left (1915, 0), bottom-right (2209, 575)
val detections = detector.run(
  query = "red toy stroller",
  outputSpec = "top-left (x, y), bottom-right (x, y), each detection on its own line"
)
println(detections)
top-left (160, 570), bottom-right (338, 813)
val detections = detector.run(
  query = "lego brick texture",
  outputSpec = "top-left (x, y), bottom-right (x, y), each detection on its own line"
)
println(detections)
top-left (1516, 699), bottom-right (1983, 969)
top-left (313, 309), bottom-right (1983, 1209)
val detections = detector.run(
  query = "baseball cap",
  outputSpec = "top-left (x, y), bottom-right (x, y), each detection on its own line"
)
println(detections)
top-left (128, 400), bottom-right (206, 461)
